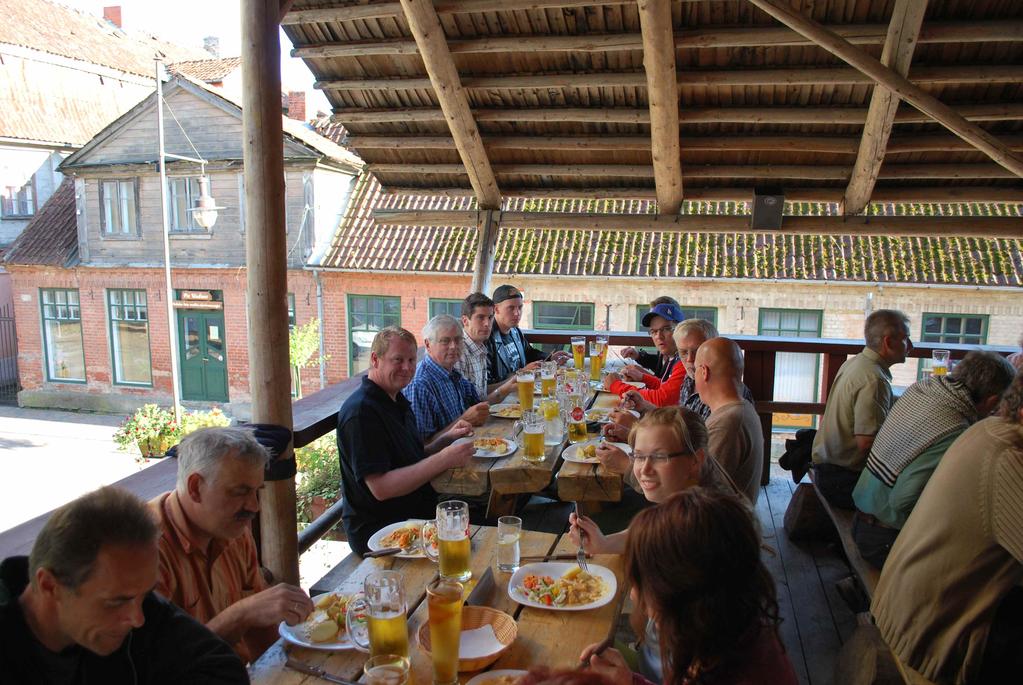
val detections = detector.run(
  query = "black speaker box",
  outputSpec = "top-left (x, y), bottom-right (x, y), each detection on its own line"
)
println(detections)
top-left (752, 188), bottom-right (785, 230)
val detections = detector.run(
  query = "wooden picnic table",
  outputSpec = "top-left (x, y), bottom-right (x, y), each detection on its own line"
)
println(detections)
top-left (249, 525), bottom-right (627, 684)
top-left (430, 383), bottom-right (627, 510)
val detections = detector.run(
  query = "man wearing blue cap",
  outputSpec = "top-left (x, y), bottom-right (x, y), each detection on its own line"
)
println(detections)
top-left (621, 296), bottom-right (681, 379)
top-left (604, 301), bottom-right (687, 406)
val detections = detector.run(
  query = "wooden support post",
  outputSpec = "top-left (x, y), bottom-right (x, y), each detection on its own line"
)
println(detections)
top-left (844, 0), bottom-right (927, 215)
top-left (744, 0), bottom-right (1023, 179)
top-left (242, 0), bottom-right (298, 584)
top-left (821, 352), bottom-right (849, 405)
top-left (399, 0), bottom-right (501, 209)
top-left (638, 0), bottom-right (683, 214)
top-left (742, 350), bottom-right (776, 486)
top-left (470, 209), bottom-right (499, 294)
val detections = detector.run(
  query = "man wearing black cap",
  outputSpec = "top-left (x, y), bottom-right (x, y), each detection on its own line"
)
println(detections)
top-left (486, 284), bottom-right (568, 384)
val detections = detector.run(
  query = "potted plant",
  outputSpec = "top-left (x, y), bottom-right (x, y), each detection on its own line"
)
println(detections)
top-left (112, 404), bottom-right (179, 458)
top-left (295, 436), bottom-right (342, 529)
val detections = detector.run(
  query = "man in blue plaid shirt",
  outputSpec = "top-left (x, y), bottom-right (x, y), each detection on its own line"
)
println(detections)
top-left (404, 314), bottom-right (490, 448)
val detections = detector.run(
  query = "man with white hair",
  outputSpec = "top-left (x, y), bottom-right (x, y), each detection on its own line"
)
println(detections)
top-left (150, 427), bottom-right (313, 663)
top-left (404, 314), bottom-right (490, 445)
top-left (812, 309), bottom-right (912, 509)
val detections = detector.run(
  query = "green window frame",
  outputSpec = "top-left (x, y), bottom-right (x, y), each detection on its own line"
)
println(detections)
top-left (635, 305), bottom-right (718, 331)
top-left (107, 289), bottom-right (152, 386)
top-left (347, 295), bottom-right (401, 376)
top-left (40, 288), bottom-right (86, 383)
top-left (532, 301), bottom-right (594, 330)
top-left (429, 298), bottom-right (463, 320)
top-left (99, 178), bottom-right (139, 236)
top-left (758, 308), bottom-right (823, 338)
top-left (918, 313), bottom-right (989, 378)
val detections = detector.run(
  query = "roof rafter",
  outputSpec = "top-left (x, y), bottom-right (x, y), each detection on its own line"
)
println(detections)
top-left (745, 0), bottom-right (1023, 179)
top-left (398, 0), bottom-right (500, 209)
top-left (638, 0), bottom-right (682, 214)
top-left (844, 0), bottom-right (928, 215)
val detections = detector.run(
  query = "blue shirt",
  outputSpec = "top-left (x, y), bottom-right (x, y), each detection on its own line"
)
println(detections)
top-left (403, 355), bottom-right (481, 439)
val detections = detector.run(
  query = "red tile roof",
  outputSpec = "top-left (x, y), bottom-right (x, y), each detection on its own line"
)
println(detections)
top-left (3, 179), bottom-right (78, 267)
top-left (319, 175), bottom-right (1023, 288)
top-left (0, 0), bottom-right (209, 77)
top-left (167, 57), bottom-right (241, 83)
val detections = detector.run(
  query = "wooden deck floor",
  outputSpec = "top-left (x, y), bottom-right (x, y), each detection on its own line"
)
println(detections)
top-left (759, 464), bottom-right (856, 685)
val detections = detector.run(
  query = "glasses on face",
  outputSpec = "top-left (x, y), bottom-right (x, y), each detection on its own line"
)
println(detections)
top-left (648, 325), bottom-right (674, 337)
top-left (629, 450), bottom-right (691, 466)
top-left (435, 336), bottom-right (461, 346)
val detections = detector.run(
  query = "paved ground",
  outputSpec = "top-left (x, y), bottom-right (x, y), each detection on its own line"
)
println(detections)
top-left (0, 406), bottom-right (147, 532)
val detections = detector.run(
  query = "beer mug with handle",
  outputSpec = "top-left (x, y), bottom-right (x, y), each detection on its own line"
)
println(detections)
top-left (516, 410), bottom-right (547, 462)
top-left (423, 500), bottom-right (472, 581)
top-left (345, 570), bottom-right (409, 657)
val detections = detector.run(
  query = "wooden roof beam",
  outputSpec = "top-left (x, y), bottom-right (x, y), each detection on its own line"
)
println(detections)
top-left (745, 0), bottom-right (1023, 179)
top-left (638, 0), bottom-right (682, 214)
top-left (286, 21), bottom-right (1023, 50)
top-left (370, 209), bottom-right (1023, 239)
top-left (333, 103), bottom-right (1023, 125)
top-left (844, 0), bottom-right (927, 216)
top-left (368, 162), bottom-right (1016, 180)
top-left (347, 133), bottom-right (1023, 154)
top-left (315, 65), bottom-right (1023, 90)
top-left (398, 0), bottom-right (500, 209)
top-left (381, 186), bottom-right (1023, 204)
top-left (282, 1), bottom-right (636, 24)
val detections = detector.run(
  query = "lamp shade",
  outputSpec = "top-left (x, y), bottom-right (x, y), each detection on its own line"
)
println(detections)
top-left (190, 175), bottom-right (224, 229)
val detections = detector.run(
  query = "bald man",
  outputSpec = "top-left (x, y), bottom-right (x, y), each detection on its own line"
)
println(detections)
top-left (693, 337), bottom-right (763, 504)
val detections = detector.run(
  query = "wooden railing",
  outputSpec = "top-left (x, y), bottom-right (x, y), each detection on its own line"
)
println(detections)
top-left (0, 332), bottom-right (1012, 559)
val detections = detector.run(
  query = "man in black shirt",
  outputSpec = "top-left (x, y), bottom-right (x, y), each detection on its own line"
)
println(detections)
top-left (337, 326), bottom-right (475, 555)
top-left (486, 284), bottom-right (568, 384)
top-left (0, 486), bottom-right (246, 685)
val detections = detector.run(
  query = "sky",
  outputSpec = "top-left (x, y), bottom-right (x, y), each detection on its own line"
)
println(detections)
top-left (59, 0), bottom-right (331, 115)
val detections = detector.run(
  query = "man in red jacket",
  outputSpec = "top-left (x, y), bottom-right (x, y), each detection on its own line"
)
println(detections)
top-left (603, 302), bottom-right (687, 406)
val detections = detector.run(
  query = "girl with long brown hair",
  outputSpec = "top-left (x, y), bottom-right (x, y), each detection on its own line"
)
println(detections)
top-left (581, 488), bottom-right (796, 685)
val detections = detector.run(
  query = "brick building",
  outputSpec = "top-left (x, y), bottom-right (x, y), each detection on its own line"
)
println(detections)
top-left (3, 75), bottom-right (361, 414)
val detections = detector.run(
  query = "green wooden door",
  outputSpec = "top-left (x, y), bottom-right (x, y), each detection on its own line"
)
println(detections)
top-left (177, 310), bottom-right (228, 402)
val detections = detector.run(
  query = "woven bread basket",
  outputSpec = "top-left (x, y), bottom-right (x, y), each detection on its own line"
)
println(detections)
top-left (417, 605), bottom-right (517, 672)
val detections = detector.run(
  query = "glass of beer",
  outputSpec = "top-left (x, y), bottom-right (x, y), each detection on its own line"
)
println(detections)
top-left (540, 361), bottom-right (557, 396)
top-left (426, 578), bottom-right (464, 685)
top-left (517, 369), bottom-right (535, 412)
top-left (497, 515), bottom-right (522, 572)
top-left (423, 501), bottom-right (472, 582)
top-left (589, 345), bottom-right (604, 382)
top-left (363, 654), bottom-right (410, 685)
top-left (346, 571), bottom-right (408, 657)
top-left (596, 334), bottom-right (609, 367)
top-left (571, 336), bottom-right (586, 369)
top-left (932, 349), bottom-right (951, 376)
top-left (517, 410), bottom-right (547, 463)
top-left (566, 391), bottom-right (588, 443)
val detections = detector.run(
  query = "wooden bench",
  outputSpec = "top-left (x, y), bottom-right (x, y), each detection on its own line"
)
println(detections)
top-left (807, 471), bottom-right (880, 601)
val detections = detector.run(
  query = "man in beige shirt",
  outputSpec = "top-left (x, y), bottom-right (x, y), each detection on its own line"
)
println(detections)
top-left (872, 374), bottom-right (1023, 684)
top-left (811, 309), bottom-right (912, 508)
top-left (693, 337), bottom-right (763, 504)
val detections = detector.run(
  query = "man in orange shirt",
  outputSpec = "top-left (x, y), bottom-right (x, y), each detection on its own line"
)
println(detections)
top-left (150, 427), bottom-right (313, 663)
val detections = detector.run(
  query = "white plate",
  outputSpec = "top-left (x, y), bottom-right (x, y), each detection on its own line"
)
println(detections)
top-left (561, 440), bottom-right (632, 464)
top-left (623, 380), bottom-right (646, 389)
top-left (471, 437), bottom-right (517, 459)
top-left (465, 670), bottom-right (529, 685)
top-left (278, 593), bottom-right (356, 651)
top-left (508, 562), bottom-right (617, 611)
top-left (489, 404), bottom-right (522, 419)
top-left (367, 519), bottom-right (431, 558)
top-left (586, 408), bottom-right (637, 423)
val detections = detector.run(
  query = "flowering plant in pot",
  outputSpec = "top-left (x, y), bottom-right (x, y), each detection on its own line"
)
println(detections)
top-left (112, 404), bottom-right (179, 458)
top-left (295, 436), bottom-right (341, 527)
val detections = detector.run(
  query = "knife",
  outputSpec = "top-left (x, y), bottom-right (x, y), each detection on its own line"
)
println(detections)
top-left (464, 567), bottom-right (495, 606)
top-left (285, 656), bottom-right (359, 685)
top-left (519, 553), bottom-right (593, 562)
top-left (363, 547), bottom-right (402, 558)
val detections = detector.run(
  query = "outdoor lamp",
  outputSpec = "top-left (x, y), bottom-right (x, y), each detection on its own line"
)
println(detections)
top-left (191, 174), bottom-right (224, 229)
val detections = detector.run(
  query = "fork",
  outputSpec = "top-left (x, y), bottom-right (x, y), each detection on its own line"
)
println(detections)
top-left (573, 502), bottom-right (590, 572)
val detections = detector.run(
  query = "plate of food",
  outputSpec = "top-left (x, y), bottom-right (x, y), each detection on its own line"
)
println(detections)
top-left (367, 520), bottom-right (437, 558)
top-left (623, 380), bottom-right (646, 389)
top-left (278, 592), bottom-right (357, 651)
top-left (509, 563), bottom-right (617, 611)
top-left (585, 407), bottom-right (638, 423)
top-left (561, 439), bottom-right (632, 464)
top-left (465, 670), bottom-right (528, 685)
top-left (490, 404), bottom-right (522, 419)
top-left (472, 437), bottom-right (517, 458)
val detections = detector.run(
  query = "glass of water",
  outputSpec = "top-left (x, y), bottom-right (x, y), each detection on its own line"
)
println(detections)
top-left (497, 516), bottom-right (522, 572)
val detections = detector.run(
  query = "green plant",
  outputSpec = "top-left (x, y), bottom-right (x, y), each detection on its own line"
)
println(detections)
top-left (295, 435), bottom-right (341, 524)
top-left (289, 318), bottom-right (328, 398)
top-left (112, 404), bottom-right (179, 454)
top-left (178, 407), bottom-right (231, 435)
